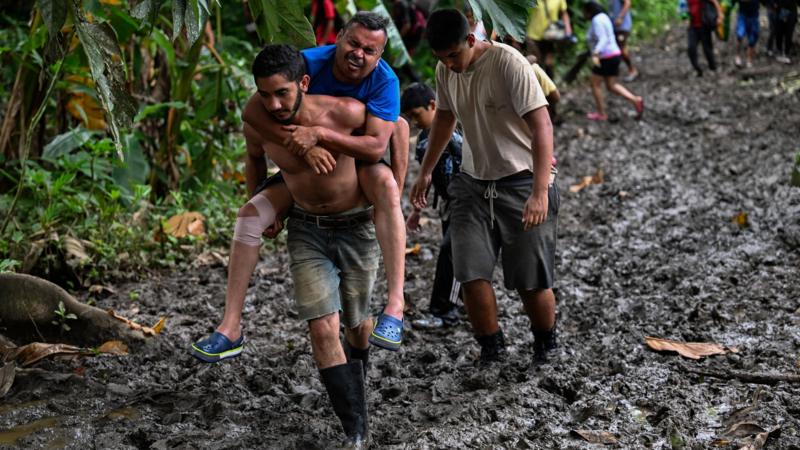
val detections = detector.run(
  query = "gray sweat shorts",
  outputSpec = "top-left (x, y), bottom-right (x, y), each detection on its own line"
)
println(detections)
top-left (448, 172), bottom-right (559, 291)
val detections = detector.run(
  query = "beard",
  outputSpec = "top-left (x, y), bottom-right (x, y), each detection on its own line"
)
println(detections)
top-left (270, 90), bottom-right (303, 125)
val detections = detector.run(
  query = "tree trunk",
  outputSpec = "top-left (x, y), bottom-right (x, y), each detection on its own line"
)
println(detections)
top-left (0, 273), bottom-right (149, 348)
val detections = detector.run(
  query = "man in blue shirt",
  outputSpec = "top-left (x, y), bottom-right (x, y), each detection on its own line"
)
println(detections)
top-left (192, 13), bottom-right (409, 365)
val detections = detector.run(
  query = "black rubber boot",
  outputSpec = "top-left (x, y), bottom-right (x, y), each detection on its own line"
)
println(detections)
top-left (343, 339), bottom-right (369, 379)
top-left (319, 361), bottom-right (368, 449)
top-left (475, 329), bottom-right (507, 366)
top-left (532, 323), bottom-right (558, 364)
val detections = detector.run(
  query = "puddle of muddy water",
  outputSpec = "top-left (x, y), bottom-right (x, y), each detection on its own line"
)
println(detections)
top-left (0, 416), bottom-right (61, 446)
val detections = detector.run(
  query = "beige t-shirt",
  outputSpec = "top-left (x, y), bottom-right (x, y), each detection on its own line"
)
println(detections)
top-left (435, 42), bottom-right (548, 180)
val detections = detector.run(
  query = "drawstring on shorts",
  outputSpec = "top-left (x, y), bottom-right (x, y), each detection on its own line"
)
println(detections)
top-left (484, 182), bottom-right (498, 229)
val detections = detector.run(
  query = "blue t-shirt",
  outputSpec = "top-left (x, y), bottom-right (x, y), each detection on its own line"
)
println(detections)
top-left (609, 0), bottom-right (633, 32)
top-left (301, 45), bottom-right (400, 122)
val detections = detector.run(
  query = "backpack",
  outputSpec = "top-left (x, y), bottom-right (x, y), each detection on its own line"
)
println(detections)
top-left (415, 129), bottom-right (462, 204)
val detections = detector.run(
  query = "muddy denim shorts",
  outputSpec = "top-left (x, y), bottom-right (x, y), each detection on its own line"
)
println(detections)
top-left (448, 172), bottom-right (559, 291)
top-left (286, 207), bottom-right (380, 328)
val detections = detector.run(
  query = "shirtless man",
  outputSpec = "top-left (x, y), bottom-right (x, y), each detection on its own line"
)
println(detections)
top-left (226, 44), bottom-right (373, 447)
top-left (191, 12), bottom-right (408, 362)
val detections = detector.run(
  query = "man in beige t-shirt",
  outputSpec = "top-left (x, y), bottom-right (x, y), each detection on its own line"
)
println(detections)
top-left (410, 9), bottom-right (560, 366)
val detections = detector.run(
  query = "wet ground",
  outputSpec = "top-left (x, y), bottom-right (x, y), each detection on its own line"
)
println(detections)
top-left (2, 25), bottom-right (800, 449)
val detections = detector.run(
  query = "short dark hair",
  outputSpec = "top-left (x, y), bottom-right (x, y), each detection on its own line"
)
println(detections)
top-left (251, 44), bottom-right (306, 83)
top-left (401, 82), bottom-right (435, 112)
top-left (426, 8), bottom-right (470, 51)
top-left (582, 1), bottom-right (607, 18)
top-left (343, 11), bottom-right (389, 39)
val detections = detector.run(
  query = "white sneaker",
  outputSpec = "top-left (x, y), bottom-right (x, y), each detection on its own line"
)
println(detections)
top-left (745, 60), bottom-right (753, 69)
top-left (735, 55), bottom-right (743, 67)
top-left (777, 55), bottom-right (792, 64)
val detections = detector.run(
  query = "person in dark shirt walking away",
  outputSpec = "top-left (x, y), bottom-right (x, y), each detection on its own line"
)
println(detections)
top-left (686, 0), bottom-right (724, 76)
top-left (733, 0), bottom-right (760, 68)
top-left (401, 83), bottom-right (464, 329)
top-left (774, 0), bottom-right (799, 63)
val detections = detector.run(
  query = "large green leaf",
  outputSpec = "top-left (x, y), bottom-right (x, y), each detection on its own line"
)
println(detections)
top-left (112, 133), bottom-right (150, 196)
top-left (38, 0), bottom-right (68, 39)
top-left (72, 14), bottom-right (137, 160)
top-left (248, 0), bottom-right (316, 48)
top-left (335, 0), bottom-right (410, 67)
top-left (42, 129), bottom-right (94, 160)
top-left (172, 0), bottom-right (186, 41)
top-left (465, 0), bottom-right (535, 42)
top-left (184, 0), bottom-right (210, 45)
top-left (131, 0), bottom-right (165, 30)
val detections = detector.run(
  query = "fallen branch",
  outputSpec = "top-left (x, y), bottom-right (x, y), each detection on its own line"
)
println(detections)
top-left (681, 365), bottom-right (800, 385)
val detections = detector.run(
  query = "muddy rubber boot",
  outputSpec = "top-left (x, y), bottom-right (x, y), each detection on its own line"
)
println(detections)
top-left (475, 329), bottom-right (507, 367)
top-left (320, 361), bottom-right (368, 449)
top-left (532, 324), bottom-right (558, 365)
top-left (343, 339), bottom-right (369, 379)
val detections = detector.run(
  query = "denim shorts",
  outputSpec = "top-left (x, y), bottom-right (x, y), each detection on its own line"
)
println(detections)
top-left (736, 14), bottom-right (759, 47)
top-left (286, 208), bottom-right (380, 328)
top-left (448, 172), bottom-right (559, 291)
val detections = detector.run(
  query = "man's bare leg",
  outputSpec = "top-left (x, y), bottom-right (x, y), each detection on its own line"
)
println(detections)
top-left (357, 162), bottom-right (405, 320)
top-left (216, 183), bottom-right (293, 341)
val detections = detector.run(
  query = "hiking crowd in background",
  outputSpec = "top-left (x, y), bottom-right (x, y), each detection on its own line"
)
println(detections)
top-left (191, 1), bottom-right (799, 447)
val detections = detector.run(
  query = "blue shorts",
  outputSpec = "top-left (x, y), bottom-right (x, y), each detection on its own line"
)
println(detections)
top-left (736, 14), bottom-right (759, 47)
top-left (286, 207), bottom-right (380, 328)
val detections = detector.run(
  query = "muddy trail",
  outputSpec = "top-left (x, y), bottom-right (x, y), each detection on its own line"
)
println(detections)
top-left (2, 25), bottom-right (800, 449)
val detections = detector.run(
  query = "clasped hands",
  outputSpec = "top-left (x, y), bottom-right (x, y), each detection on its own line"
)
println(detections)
top-left (282, 124), bottom-right (336, 175)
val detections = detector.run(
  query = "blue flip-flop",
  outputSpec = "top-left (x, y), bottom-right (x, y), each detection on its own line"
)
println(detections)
top-left (369, 314), bottom-right (403, 351)
top-left (191, 331), bottom-right (244, 363)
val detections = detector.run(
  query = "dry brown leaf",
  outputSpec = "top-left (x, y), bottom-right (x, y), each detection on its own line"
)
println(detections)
top-left (711, 438), bottom-right (732, 447)
top-left (107, 310), bottom-right (165, 337)
top-left (9, 343), bottom-right (84, 367)
top-left (222, 170), bottom-right (246, 183)
top-left (89, 284), bottom-right (117, 296)
top-left (739, 429), bottom-right (777, 450)
top-left (63, 236), bottom-right (90, 266)
top-left (96, 341), bottom-right (128, 356)
top-left (645, 336), bottom-right (731, 359)
top-left (733, 212), bottom-right (749, 228)
top-left (405, 243), bottom-right (422, 255)
top-left (570, 429), bottom-right (618, 445)
top-left (569, 169), bottom-right (605, 193)
top-left (64, 76), bottom-right (106, 130)
top-left (0, 362), bottom-right (15, 398)
top-left (569, 176), bottom-right (594, 193)
top-left (150, 317), bottom-right (167, 335)
top-left (163, 212), bottom-right (205, 238)
top-left (725, 422), bottom-right (766, 438)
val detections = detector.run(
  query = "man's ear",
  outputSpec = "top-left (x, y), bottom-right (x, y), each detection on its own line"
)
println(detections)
top-left (299, 74), bottom-right (311, 92)
top-left (428, 99), bottom-right (436, 111)
top-left (467, 33), bottom-right (477, 48)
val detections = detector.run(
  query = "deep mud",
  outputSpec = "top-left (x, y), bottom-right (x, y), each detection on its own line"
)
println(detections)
top-left (2, 25), bottom-right (800, 449)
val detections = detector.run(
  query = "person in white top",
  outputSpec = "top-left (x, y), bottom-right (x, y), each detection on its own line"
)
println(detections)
top-left (411, 9), bottom-right (560, 366)
top-left (584, 0), bottom-right (644, 121)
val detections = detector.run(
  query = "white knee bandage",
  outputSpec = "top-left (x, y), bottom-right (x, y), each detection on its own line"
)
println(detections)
top-left (233, 195), bottom-right (276, 246)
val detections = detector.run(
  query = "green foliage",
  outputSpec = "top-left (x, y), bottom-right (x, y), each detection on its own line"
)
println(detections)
top-left (52, 300), bottom-right (78, 332)
top-left (249, 0), bottom-right (316, 48)
top-left (72, 12), bottom-right (137, 159)
top-left (465, 0), bottom-right (535, 42)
